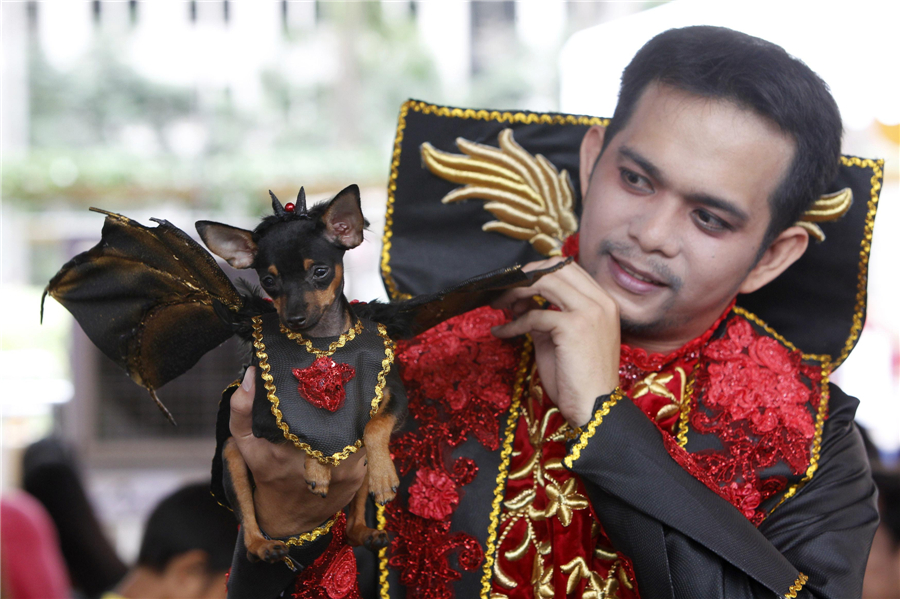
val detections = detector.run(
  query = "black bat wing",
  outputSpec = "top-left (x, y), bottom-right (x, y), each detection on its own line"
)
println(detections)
top-left (42, 209), bottom-right (245, 422)
top-left (354, 259), bottom-right (570, 339)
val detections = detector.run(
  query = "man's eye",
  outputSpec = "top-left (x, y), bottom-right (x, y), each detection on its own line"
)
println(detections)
top-left (620, 168), bottom-right (652, 192)
top-left (694, 210), bottom-right (730, 233)
top-left (313, 267), bottom-right (329, 279)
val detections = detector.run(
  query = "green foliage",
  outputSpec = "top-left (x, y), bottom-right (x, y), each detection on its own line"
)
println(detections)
top-left (12, 15), bottom-right (439, 213)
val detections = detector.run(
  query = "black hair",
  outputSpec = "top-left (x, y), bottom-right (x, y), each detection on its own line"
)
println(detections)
top-left (602, 26), bottom-right (842, 246)
top-left (136, 482), bottom-right (238, 573)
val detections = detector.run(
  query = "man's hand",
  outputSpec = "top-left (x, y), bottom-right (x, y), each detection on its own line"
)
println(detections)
top-left (230, 367), bottom-right (367, 538)
top-left (492, 258), bottom-right (621, 428)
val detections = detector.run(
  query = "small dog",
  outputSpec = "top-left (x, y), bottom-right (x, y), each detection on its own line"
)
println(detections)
top-left (197, 184), bottom-right (400, 563)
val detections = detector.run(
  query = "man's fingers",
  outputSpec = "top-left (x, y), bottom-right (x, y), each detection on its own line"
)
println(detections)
top-left (492, 309), bottom-right (563, 339)
top-left (229, 366), bottom-right (255, 439)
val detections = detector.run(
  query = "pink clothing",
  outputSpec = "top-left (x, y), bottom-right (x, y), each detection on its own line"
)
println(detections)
top-left (1, 491), bottom-right (72, 598)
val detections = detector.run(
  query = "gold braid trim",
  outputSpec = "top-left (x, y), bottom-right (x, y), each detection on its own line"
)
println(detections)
top-left (279, 512), bottom-right (341, 548)
top-left (376, 503), bottom-right (390, 599)
top-left (381, 99), bottom-right (607, 300)
top-left (280, 319), bottom-right (364, 357)
top-left (724, 308), bottom-right (832, 518)
top-left (251, 316), bottom-right (392, 465)
top-left (382, 101), bottom-right (413, 300)
top-left (562, 388), bottom-right (624, 469)
top-left (371, 324), bottom-right (395, 418)
top-left (768, 360), bottom-right (831, 516)
top-left (785, 572), bottom-right (809, 598)
top-left (835, 156), bottom-right (883, 368)
top-left (732, 307), bottom-right (830, 363)
top-left (479, 339), bottom-right (534, 598)
top-left (676, 365), bottom-right (698, 448)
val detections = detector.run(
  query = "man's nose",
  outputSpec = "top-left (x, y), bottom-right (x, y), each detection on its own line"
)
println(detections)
top-left (627, 199), bottom-right (680, 257)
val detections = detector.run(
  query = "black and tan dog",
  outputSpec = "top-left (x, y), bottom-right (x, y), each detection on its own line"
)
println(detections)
top-left (198, 184), bottom-right (400, 563)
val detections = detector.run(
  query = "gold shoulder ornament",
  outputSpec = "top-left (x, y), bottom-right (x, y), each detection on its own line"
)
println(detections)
top-left (421, 129), bottom-right (578, 257)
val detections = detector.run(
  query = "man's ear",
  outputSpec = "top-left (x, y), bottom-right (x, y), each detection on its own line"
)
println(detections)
top-left (738, 226), bottom-right (809, 295)
top-left (321, 184), bottom-right (367, 249)
top-left (195, 221), bottom-right (257, 269)
top-left (579, 125), bottom-right (606, 197)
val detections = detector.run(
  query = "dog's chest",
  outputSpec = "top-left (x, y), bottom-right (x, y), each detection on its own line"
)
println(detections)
top-left (249, 312), bottom-right (394, 462)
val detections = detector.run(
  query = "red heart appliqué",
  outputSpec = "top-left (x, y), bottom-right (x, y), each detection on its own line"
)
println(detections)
top-left (293, 356), bottom-right (356, 412)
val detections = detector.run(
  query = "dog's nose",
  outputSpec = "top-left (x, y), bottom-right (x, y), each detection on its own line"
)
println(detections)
top-left (287, 315), bottom-right (307, 329)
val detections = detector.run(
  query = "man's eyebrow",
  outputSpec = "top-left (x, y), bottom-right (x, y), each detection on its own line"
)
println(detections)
top-left (619, 146), bottom-right (665, 185)
top-left (619, 145), bottom-right (750, 226)
top-left (685, 193), bottom-right (750, 225)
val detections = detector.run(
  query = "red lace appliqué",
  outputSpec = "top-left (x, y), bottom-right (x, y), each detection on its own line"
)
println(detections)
top-left (293, 356), bottom-right (356, 412)
top-left (682, 316), bottom-right (822, 525)
top-left (388, 306), bottom-right (518, 598)
top-left (290, 512), bottom-right (361, 599)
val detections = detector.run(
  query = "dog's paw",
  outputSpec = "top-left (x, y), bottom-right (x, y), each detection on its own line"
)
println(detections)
top-left (363, 530), bottom-right (390, 551)
top-left (304, 455), bottom-right (332, 498)
top-left (305, 477), bottom-right (329, 498)
top-left (246, 539), bottom-right (289, 564)
top-left (368, 464), bottom-right (400, 506)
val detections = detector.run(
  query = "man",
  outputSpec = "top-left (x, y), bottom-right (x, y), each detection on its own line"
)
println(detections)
top-left (228, 26), bottom-right (878, 598)
top-left (102, 482), bottom-right (238, 599)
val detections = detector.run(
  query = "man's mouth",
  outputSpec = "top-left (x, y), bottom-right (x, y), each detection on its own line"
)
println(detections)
top-left (609, 255), bottom-right (669, 292)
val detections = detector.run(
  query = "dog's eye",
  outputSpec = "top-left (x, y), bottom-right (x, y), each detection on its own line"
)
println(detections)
top-left (313, 267), bottom-right (329, 279)
top-left (261, 275), bottom-right (276, 288)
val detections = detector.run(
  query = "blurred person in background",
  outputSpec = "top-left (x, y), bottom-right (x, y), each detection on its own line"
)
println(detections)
top-left (859, 425), bottom-right (900, 599)
top-left (22, 438), bottom-right (128, 598)
top-left (102, 482), bottom-right (238, 599)
top-left (0, 490), bottom-right (72, 599)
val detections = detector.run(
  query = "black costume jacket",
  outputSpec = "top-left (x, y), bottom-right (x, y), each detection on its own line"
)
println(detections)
top-left (225, 305), bottom-right (877, 599)
top-left (350, 304), bottom-right (877, 599)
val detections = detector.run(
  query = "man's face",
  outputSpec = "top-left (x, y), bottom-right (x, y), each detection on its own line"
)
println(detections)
top-left (578, 83), bottom-right (796, 347)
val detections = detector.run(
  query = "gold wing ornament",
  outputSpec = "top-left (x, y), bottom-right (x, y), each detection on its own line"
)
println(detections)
top-left (796, 187), bottom-right (853, 242)
top-left (421, 129), bottom-right (578, 256)
top-left (421, 127), bottom-right (850, 250)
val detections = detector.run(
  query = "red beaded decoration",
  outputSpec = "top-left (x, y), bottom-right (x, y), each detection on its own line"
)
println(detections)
top-left (293, 356), bottom-right (355, 412)
top-left (285, 202), bottom-right (296, 212)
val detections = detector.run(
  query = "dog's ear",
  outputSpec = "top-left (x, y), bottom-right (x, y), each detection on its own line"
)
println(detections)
top-left (321, 184), bottom-right (366, 249)
top-left (195, 221), bottom-right (257, 269)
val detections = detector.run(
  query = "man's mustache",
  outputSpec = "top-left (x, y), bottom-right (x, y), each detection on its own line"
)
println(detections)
top-left (599, 240), bottom-right (683, 292)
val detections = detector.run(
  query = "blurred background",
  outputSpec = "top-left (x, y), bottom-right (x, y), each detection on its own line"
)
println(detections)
top-left (1, 0), bottom-right (897, 587)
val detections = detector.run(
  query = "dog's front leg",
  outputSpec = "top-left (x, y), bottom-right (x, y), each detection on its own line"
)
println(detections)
top-left (364, 389), bottom-right (400, 506)
top-left (222, 437), bottom-right (289, 563)
top-left (304, 454), bottom-right (332, 498)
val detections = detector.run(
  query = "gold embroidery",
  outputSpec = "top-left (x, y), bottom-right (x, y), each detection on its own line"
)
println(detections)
top-left (632, 371), bottom-right (676, 401)
top-left (381, 100), bottom-right (607, 300)
top-left (797, 187), bottom-right (853, 242)
top-left (785, 572), bottom-right (809, 598)
top-left (563, 388), bottom-right (624, 469)
top-left (835, 157), bottom-right (883, 368)
top-left (280, 512), bottom-right (340, 547)
top-left (541, 478), bottom-right (589, 527)
top-left (480, 339), bottom-right (534, 598)
top-left (421, 129), bottom-right (577, 256)
top-left (532, 552), bottom-right (555, 598)
top-left (251, 316), bottom-right (393, 464)
top-left (279, 319), bottom-right (364, 357)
